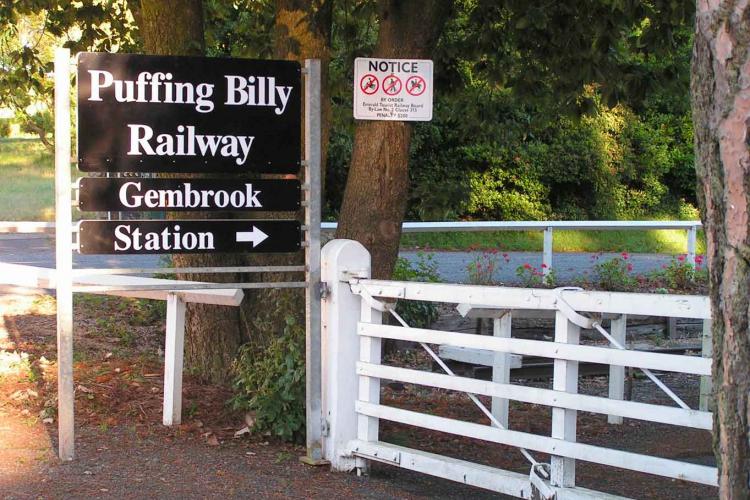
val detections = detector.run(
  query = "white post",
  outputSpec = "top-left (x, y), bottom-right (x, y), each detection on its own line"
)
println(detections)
top-left (608, 315), bottom-right (627, 424)
top-left (551, 311), bottom-right (579, 487)
top-left (303, 58), bottom-right (325, 464)
top-left (55, 48), bottom-right (74, 461)
top-left (686, 225), bottom-right (697, 267)
top-left (542, 227), bottom-right (553, 277)
top-left (163, 293), bottom-right (186, 426)
top-left (699, 319), bottom-right (713, 411)
top-left (321, 239), bottom-right (371, 471)
top-left (491, 312), bottom-right (511, 428)
top-left (356, 282), bottom-right (382, 475)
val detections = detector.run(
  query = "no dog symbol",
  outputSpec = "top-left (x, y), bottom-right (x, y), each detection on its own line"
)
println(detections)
top-left (359, 74), bottom-right (379, 95)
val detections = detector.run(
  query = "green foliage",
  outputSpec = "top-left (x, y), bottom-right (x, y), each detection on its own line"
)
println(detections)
top-left (467, 249), bottom-right (508, 285)
top-left (0, 119), bottom-right (10, 137)
top-left (515, 263), bottom-right (554, 287)
top-left (392, 253), bottom-right (441, 328)
top-left (651, 254), bottom-right (705, 290)
top-left (593, 254), bottom-right (636, 291)
top-left (230, 315), bottom-right (306, 443)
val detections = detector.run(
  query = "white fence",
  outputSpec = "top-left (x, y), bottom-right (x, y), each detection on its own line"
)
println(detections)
top-left (321, 239), bottom-right (715, 499)
top-left (1, 219), bottom-right (702, 275)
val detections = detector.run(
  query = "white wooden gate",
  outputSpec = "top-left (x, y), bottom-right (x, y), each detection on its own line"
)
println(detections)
top-left (320, 239), bottom-right (717, 499)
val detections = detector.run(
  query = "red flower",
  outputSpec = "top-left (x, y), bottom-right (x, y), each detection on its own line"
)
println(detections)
top-left (621, 251), bottom-right (629, 260)
top-left (677, 255), bottom-right (686, 262)
top-left (627, 263), bottom-right (633, 272)
top-left (695, 255), bottom-right (704, 265)
top-left (523, 263), bottom-right (532, 270)
top-left (541, 263), bottom-right (548, 268)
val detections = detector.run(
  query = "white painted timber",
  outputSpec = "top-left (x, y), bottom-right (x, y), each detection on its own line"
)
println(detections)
top-left (359, 323), bottom-right (711, 376)
top-left (348, 440), bottom-right (628, 500)
top-left (352, 280), bottom-right (711, 319)
top-left (492, 312), bottom-right (512, 428)
top-left (437, 345), bottom-right (522, 368)
top-left (355, 363), bottom-right (712, 429)
top-left (356, 402), bottom-right (718, 486)
top-left (321, 220), bottom-right (702, 232)
top-left (551, 312), bottom-right (579, 487)
top-left (357, 286), bottom-right (382, 474)
top-left (163, 293), bottom-right (186, 426)
top-left (320, 239), bottom-right (371, 471)
top-left (608, 315), bottom-right (627, 424)
top-left (0, 263), bottom-right (242, 306)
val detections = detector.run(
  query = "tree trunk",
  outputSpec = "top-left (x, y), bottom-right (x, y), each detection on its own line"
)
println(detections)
top-left (234, 1), bottom-right (333, 356)
top-left (139, 0), bottom-right (244, 384)
top-left (692, 2), bottom-right (750, 497)
top-left (335, 0), bottom-right (450, 278)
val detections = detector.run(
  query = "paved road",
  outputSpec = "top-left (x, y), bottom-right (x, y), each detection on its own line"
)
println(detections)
top-left (0, 234), bottom-right (677, 284)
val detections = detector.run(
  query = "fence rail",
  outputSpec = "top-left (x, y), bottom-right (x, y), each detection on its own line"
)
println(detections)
top-left (0, 219), bottom-right (702, 273)
top-left (321, 239), bottom-right (716, 499)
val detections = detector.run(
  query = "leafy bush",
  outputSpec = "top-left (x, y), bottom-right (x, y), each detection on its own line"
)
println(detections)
top-left (467, 249), bottom-right (509, 285)
top-left (593, 253), bottom-right (636, 291)
top-left (515, 263), bottom-right (555, 287)
top-left (392, 253), bottom-right (441, 328)
top-left (230, 315), bottom-right (305, 443)
top-left (0, 118), bottom-right (11, 137)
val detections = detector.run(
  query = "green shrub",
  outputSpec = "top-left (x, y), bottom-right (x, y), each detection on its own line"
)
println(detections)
top-left (230, 315), bottom-right (305, 443)
top-left (0, 118), bottom-right (11, 137)
top-left (593, 254), bottom-right (636, 291)
top-left (392, 253), bottom-right (441, 328)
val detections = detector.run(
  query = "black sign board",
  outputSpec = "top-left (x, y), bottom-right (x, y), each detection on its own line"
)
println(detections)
top-left (78, 178), bottom-right (301, 212)
top-left (78, 220), bottom-right (301, 254)
top-left (77, 52), bottom-right (301, 174)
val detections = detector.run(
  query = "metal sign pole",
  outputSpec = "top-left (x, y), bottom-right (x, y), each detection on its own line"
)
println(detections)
top-left (54, 47), bottom-right (75, 461)
top-left (302, 59), bottom-right (325, 465)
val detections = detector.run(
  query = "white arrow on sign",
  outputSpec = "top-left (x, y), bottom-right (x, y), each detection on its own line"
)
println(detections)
top-left (236, 226), bottom-right (269, 247)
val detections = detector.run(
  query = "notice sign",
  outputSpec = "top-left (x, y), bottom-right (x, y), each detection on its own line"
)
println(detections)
top-left (78, 220), bottom-right (301, 254)
top-left (353, 58), bottom-right (433, 121)
top-left (77, 52), bottom-right (301, 173)
top-left (78, 178), bottom-right (300, 212)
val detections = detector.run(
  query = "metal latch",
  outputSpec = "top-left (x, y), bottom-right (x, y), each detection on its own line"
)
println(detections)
top-left (319, 282), bottom-right (330, 300)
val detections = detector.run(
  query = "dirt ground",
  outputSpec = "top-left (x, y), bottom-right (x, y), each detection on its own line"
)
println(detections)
top-left (0, 289), bottom-right (716, 499)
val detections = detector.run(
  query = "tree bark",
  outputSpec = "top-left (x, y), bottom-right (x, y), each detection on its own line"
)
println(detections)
top-left (139, 0), bottom-right (244, 384)
top-left (234, 1), bottom-right (333, 356)
top-left (692, 1), bottom-right (750, 497)
top-left (335, 0), bottom-right (450, 278)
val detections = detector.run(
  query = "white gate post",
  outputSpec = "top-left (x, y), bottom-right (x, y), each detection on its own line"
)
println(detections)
top-left (542, 227), bottom-right (553, 277)
top-left (321, 239), bottom-right (371, 471)
top-left (163, 293), bottom-right (186, 426)
top-left (551, 311), bottom-right (580, 487)
top-left (491, 312), bottom-right (512, 428)
top-left (608, 315), bottom-right (627, 424)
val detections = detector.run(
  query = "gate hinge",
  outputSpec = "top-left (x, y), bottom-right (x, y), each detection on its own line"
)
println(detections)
top-left (320, 282), bottom-right (330, 300)
top-left (322, 418), bottom-right (330, 437)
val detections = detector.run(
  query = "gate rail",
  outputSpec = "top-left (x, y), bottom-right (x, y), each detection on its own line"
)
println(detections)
top-left (321, 239), bottom-right (716, 499)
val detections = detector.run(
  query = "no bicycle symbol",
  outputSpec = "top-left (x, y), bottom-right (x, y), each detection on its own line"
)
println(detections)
top-left (406, 75), bottom-right (426, 96)
top-left (383, 75), bottom-right (402, 95)
top-left (360, 74), bottom-right (379, 95)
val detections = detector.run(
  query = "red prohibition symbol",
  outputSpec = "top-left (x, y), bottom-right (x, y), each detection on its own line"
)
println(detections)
top-left (359, 74), bottom-right (379, 95)
top-left (406, 75), bottom-right (426, 96)
top-left (383, 74), bottom-right (402, 95)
